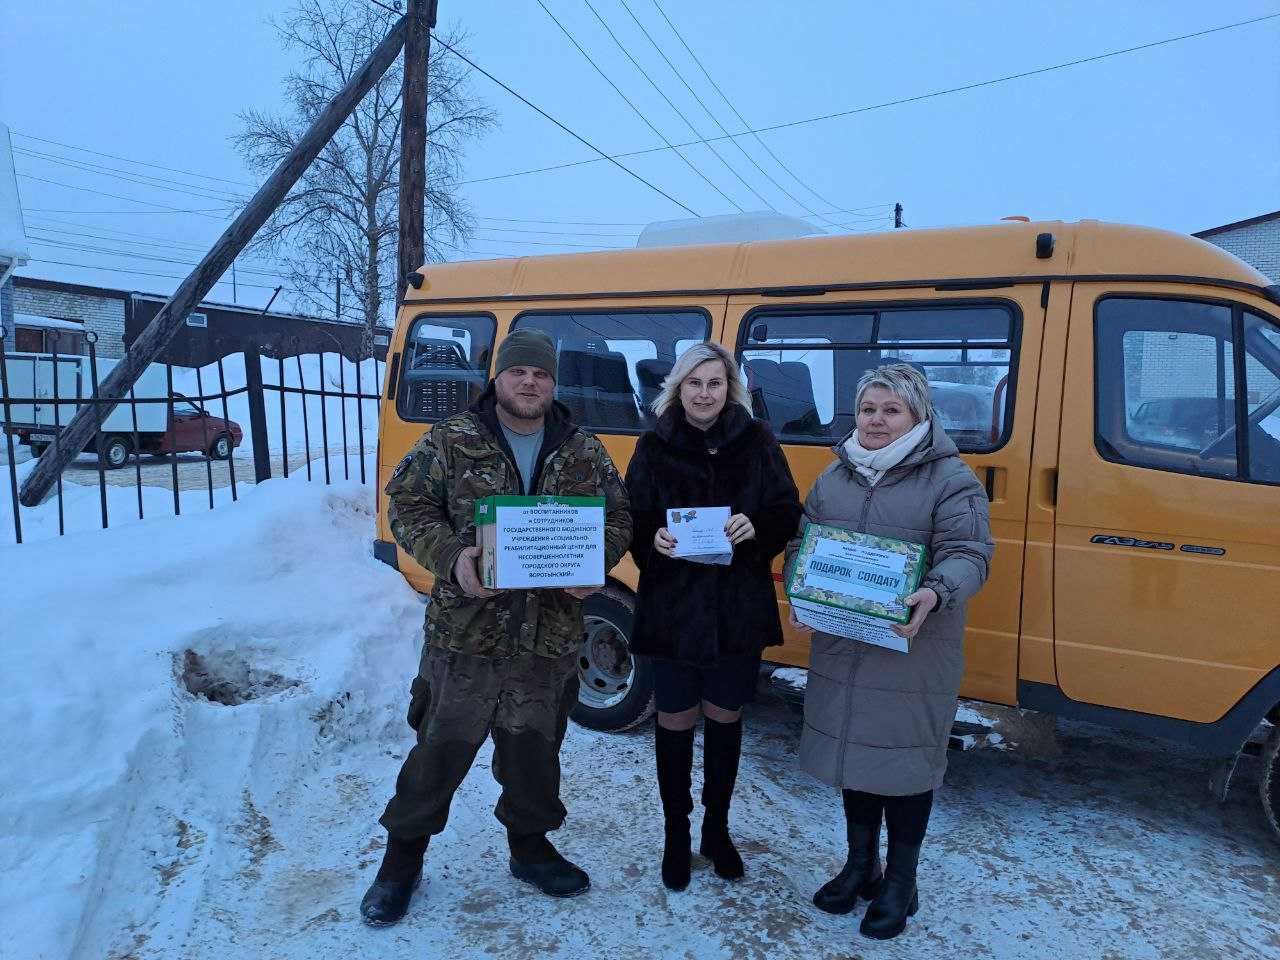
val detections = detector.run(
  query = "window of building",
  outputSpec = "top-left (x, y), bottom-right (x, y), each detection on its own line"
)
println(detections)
top-left (739, 302), bottom-right (1017, 449)
top-left (1095, 297), bottom-right (1280, 485)
top-left (511, 309), bottom-right (711, 432)
top-left (396, 313), bottom-right (496, 422)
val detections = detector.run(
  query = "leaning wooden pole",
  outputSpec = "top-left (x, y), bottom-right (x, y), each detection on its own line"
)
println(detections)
top-left (20, 14), bottom-right (409, 507)
top-left (397, 0), bottom-right (438, 296)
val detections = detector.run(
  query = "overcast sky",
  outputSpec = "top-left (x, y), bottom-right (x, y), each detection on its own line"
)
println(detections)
top-left (3, 0), bottom-right (1278, 312)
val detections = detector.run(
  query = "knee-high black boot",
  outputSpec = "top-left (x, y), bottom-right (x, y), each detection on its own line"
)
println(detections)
top-left (654, 723), bottom-right (695, 890)
top-left (812, 790), bottom-right (883, 914)
top-left (860, 791), bottom-right (931, 940)
top-left (699, 717), bottom-right (745, 880)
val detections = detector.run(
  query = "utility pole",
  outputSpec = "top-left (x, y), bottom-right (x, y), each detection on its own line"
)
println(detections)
top-left (20, 13), bottom-right (410, 507)
top-left (894, 203), bottom-right (904, 229)
top-left (335, 273), bottom-right (341, 323)
top-left (231, 262), bottom-right (238, 304)
top-left (398, 0), bottom-right (439, 298)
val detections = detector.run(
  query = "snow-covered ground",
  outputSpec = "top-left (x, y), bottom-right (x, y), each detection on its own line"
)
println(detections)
top-left (2, 465), bottom-right (1277, 960)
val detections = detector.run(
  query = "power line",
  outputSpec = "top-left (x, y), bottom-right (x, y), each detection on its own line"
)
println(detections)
top-left (646, 0), bottom-right (845, 217)
top-left (579, 0), bottom-right (776, 213)
top-left (468, 232), bottom-right (628, 249)
top-left (476, 215), bottom-right (646, 226)
top-left (16, 173), bottom-right (235, 218)
top-left (619, 0), bottom-right (836, 226)
top-left (23, 258), bottom-right (298, 294)
top-left (14, 147), bottom-right (249, 204)
top-left (430, 32), bottom-right (701, 216)
top-left (532, 0), bottom-right (736, 211)
top-left (11, 131), bottom-right (260, 190)
top-left (463, 11), bottom-right (1280, 187)
top-left (22, 206), bottom-right (236, 215)
top-left (25, 236), bottom-right (296, 281)
top-left (25, 222), bottom-right (295, 271)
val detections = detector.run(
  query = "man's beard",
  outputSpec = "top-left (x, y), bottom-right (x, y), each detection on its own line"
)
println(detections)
top-left (496, 389), bottom-right (553, 421)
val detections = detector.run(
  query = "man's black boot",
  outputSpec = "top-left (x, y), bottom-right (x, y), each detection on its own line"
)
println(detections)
top-left (360, 835), bottom-right (428, 926)
top-left (813, 815), bottom-right (883, 914)
top-left (508, 833), bottom-right (590, 898)
top-left (655, 723), bottom-right (695, 891)
top-left (698, 717), bottom-right (745, 880)
top-left (859, 839), bottom-right (921, 940)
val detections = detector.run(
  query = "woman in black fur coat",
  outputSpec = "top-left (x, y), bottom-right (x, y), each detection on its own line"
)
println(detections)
top-left (625, 341), bottom-right (801, 891)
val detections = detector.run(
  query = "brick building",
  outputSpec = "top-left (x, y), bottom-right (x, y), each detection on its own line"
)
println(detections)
top-left (6, 276), bottom-right (387, 363)
top-left (1194, 210), bottom-right (1280, 282)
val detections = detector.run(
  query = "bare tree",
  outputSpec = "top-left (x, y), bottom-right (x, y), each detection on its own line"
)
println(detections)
top-left (235, 0), bottom-right (495, 354)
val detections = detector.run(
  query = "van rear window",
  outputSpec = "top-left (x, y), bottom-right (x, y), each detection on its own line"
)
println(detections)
top-left (396, 313), bottom-right (496, 422)
top-left (511, 309), bottom-right (711, 433)
top-left (739, 302), bottom-right (1018, 450)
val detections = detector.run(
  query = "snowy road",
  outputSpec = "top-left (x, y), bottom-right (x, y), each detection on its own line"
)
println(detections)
top-left (154, 701), bottom-right (1279, 960)
top-left (3, 471), bottom-right (1277, 959)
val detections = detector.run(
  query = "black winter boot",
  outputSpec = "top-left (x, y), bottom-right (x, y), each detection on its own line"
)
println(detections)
top-left (699, 717), bottom-right (745, 880)
top-left (655, 723), bottom-right (695, 891)
top-left (859, 839), bottom-right (921, 940)
top-left (508, 833), bottom-right (591, 898)
top-left (360, 835), bottom-right (428, 926)
top-left (812, 818), bottom-right (883, 914)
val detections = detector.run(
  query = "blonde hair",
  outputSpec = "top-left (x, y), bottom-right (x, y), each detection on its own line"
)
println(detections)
top-left (855, 362), bottom-right (935, 424)
top-left (651, 341), bottom-right (753, 418)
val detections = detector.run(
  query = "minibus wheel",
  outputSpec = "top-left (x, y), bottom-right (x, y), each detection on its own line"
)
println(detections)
top-left (1261, 722), bottom-right (1280, 845)
top-left (572, 585), bottom-right (654, 732)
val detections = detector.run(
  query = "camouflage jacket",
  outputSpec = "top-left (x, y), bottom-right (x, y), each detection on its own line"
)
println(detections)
top-left (385, 383), bottom-right (632, 658)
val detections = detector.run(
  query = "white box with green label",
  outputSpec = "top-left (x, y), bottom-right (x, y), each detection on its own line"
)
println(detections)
top-left (475, 495), bottom-right (606, 589)
top-left (785, 523), bottom-right (927, 653)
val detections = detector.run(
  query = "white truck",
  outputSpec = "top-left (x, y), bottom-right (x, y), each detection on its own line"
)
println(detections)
top-left (2, 352), bottom-right (243, 467)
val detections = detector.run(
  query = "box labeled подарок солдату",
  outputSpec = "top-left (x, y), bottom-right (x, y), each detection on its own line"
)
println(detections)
top-left (785, 523), bottom-right (927, 653)
top-left (475, 495), bottom-right (605, 589)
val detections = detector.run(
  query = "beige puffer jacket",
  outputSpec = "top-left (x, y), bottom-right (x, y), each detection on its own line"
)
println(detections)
top-left (785, 420), bottom-right (994, 795)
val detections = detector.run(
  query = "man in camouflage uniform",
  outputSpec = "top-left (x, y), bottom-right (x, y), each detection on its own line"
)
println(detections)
top-left (360, 328), bottom-right (632, 925)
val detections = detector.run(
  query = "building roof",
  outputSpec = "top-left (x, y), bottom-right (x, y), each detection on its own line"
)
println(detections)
top-left (13, 312), bottom-right (84, 332)
top-left (13, 276), bottom-right (377, 327)
top-left (1194, 210), bottom-right (1280, 238)
top-left (0, 123), bottom-right (30, 266)
top-left (407, 219), bottom-right (1272, 304)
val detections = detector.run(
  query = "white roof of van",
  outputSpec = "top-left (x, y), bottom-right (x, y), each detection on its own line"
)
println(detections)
top-left (636, 212), bottom-right (822, 248)
top-left (0, 123), bottom-right (30, 266)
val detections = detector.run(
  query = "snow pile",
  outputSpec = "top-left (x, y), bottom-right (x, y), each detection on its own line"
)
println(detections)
top-left (0, 464), bottom-right (422, 959)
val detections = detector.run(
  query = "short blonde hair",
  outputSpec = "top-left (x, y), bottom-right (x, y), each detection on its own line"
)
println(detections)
top-left (651, 341), bottom-right (752, 417)
top-left (855, 363), bottom-right (935, 424)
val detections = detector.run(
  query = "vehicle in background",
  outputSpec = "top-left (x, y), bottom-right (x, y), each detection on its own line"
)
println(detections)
top-left (1, 352), bottom-right (243, 468)
top-left (374, 219), bottom-right (1280, 843)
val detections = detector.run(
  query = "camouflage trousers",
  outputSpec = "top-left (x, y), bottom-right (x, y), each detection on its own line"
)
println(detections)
top-left (379, 645), bottom-right (580, 844)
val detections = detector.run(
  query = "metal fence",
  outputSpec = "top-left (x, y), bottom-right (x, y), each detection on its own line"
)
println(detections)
top-left (1, 325), bottom-right (384, 546)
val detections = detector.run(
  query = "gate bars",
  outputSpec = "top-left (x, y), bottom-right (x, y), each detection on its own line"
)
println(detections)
top-left (0, 330), bottom-right (384, 546)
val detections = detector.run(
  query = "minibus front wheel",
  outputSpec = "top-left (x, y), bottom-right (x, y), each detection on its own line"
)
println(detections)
top-left (572, 585), bottom-right (655, 732)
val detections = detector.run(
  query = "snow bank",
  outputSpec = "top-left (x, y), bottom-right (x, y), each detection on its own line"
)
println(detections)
top-left (0, 463), bottom-right (422, 959)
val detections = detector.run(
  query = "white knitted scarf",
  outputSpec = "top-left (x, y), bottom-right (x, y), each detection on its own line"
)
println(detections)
top-left (842, 420), bottom-right (931, 486)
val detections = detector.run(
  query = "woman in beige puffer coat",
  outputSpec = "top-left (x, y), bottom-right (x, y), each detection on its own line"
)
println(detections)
top-left (785, 363), bottom-right (994, 941)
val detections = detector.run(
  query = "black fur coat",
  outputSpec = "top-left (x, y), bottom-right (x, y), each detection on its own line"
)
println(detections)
top-left (625, 404), bottom-right (802, 664)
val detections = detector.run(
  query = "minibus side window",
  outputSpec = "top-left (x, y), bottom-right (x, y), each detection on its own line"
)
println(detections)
top-left (396, 313), bottom-right (496, 422)
top-left (510, 309), bottom-right (711, 433)
top-left (1095, 297), bottom-right (1240, 479)
top-left (1244, 312), bottom-right (1280, 484)
top-left (739, 303), bottom-right (1016, 450)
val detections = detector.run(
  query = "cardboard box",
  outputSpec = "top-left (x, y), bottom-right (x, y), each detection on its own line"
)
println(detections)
top-left (786, 523), bottom-right (927, 652)
top-left (475, 495), bottom-right (606, 589)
